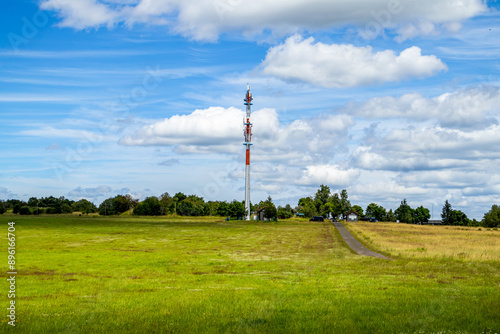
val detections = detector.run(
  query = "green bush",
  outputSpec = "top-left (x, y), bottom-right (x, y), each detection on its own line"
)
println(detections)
top-left (19, 206), bottom-right (32, 215)
top-left (134, 197), bottom-right (162, 216)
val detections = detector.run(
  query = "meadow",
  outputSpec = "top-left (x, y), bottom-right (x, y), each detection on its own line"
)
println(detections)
top-left (344, 222), bottom-right (500, 261)
top-left (1, 215), bottom-right (499, 333)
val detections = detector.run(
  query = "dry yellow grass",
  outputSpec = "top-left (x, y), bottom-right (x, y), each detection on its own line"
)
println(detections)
top-left (344, 222), bottom-right (500, 261)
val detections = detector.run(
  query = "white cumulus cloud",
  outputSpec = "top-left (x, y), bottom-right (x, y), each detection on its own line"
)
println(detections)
top-left (121, 106), bottom-right (355, 163)
top-left (348, 86), bottom-right (500, 129)
top-left (39, 0), bottom-right (486, 41)
top-left (260, 35), bottom-right (447, 88)
top-left (298, 165), bottom-right (360, 187)
top-left (352, 124), bottom-right (500, 172)
top-left (120, 106), bottom-right (243, 152)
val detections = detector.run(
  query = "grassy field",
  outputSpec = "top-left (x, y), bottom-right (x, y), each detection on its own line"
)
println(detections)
top-left (344, 222), bottom-right (500, 261)
top-left (1, 215), bottom-right (499, 333)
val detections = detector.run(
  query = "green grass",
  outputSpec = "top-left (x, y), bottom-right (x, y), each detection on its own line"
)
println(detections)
top-left (1, 215), bottom-right (499, 333)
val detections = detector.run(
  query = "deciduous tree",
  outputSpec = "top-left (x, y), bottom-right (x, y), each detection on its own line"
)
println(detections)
top-left (351, 205), bottom-right (364, 217)
top-left (396, 199), bottom-right (414, 224)
top-left (365, 203), bottom-right (385, 221)
top-left (414, 206), bottom-right (431, 224)
top-left (134, 197), bottom-right (162, 216)
top-left (340, 189), bottom-right (351, 219)
top-left (482, 204), bottom-right (500, 228)
top-left (297, 196), bottom-right (317, 218)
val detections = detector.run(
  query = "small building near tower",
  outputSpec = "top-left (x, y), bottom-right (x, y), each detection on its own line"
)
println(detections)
top-left (346, 210), bottom-right (359, 222)
top-left (254, 207), bottom-right (266, 221)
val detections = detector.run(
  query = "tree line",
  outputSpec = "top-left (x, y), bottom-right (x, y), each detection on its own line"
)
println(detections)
top-left (0, 193), bottom-right (283, 220)
top-left (295, 185), bottom-right (498, 228)
top-left (0, 185), bottom-right (498, 227)
top-left (0, 196), bottom-right (97, 215)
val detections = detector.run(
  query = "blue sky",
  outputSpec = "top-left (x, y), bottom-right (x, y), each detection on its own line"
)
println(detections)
top-left (1, 0), bottom-right (499, 219)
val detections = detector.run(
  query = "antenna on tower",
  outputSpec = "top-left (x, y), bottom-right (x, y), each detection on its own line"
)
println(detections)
top-left (243, 84), bottom-right (253, 221)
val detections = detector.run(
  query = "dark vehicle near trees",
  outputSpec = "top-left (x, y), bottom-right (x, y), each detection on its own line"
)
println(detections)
top-left (309, 216), bottom-right (324, 222)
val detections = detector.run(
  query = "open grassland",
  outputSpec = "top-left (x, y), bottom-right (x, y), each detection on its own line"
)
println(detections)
top-left (1, 215), bottom-right (499, 333)
top-left (344, 222), bottom-right (500, 261)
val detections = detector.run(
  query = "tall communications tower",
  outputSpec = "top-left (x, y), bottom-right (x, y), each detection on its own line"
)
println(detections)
top-left (243, 84), bottom-right (253, 220)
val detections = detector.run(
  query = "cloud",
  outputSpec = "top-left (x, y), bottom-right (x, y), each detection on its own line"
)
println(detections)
top-left (252, 111), bottom-right (354, 164)
top-left (0, 187), bottom-right (18, 200)
top-left (120, 106), bottom-right (243, 152)
top-left (352, 124), bottom-right (500, 172)
top-left (399, 170), bottom-right (491, 189)
top-left (66, 186), bottom-right (146, 203)
top-left (40, 0), bottom-right (118, 30)
top-left (260, 35), bottom-right (447, 88)
top-left (121, 106), bottom-right (355, 165)
top-left (39, 0), bottom-right (487, 41)
top-left (67, 185), bottom-right (113, 199)
top-left (159, 159), bottom-right (180, 166)
top-left (347, 86), bottom-right (500, 129)
top-left (297, 165), bottom-right (360, 187)
top-left (121, 106), bottom-right (358, 195)
top-left (21, 126), bottom-right (105, 140)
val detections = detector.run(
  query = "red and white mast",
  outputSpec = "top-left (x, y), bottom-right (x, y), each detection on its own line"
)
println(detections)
top-left (243, 84), bottom-right (253, 220)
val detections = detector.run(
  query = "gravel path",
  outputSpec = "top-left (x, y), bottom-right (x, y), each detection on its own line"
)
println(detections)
top-left (332, 222), bottom-right (391, 260)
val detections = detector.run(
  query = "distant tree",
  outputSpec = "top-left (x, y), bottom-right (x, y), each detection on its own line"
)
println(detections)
top-left (7, 199), bottom-right (26, 210)
top-left (114, 195), bottom-right (134, 213)
top-left (365, 203), bottom-right (385, 221)
top-left (277, 205), bottom-right (293, 219)
top-left (134, 197), bottom-right (162, 216)
top-left (261, 196), bottom-right (277, 220)
top-left (3, 200), bottom-right (13, 210)
top-left (329, 193), bottom-right (342, 219)
top-left (314, 185), bottom-right (331, 212)
top-left (19, 206), bottom-right (32, 215)
top-left (98, 195), bottom-right (137, 216)
top-left (159, 192), bottom-right (173, 215)
top-left (173, 192), bottom-right (187, 203)
top-left (61, 203), bottom-right (73, 214)
top-left (414, 206), bottom-right (431, 224)
top-left (386, 209), bottom-right (397, 222)
top-left (320, 201), bottom-right (336, 218)
top-left (204, 201), bottom-right (220, 216)
top-left (395, 199), bottom-right (414, 224)
top-left (186, 195), bottom-right (206, 216)
top-left (216, 201), bottom-right (230, 217)
top-left (72, 199), bottom-right (97, 214)
top-left (441, 200), bottom-right (453, 225)
top-left (13, 204), bottom-right (21, 214)
top-left (297, 197), bottom-right (317, 218)
top-left (441, 200), bottom-right (469, 226)
top-left (28, 197), bottom-right (39, 207)
top-left (340, 189), bottom-right (351, 219)
top-left (451, 210), bottom-right (469, 226)
top-left (59, 196), bottom-right (75, 208)
top-left (39, 196), bottom-right (60, 209)
top-left (177, 200), bottom-right (194, 216)
top-left (99, 198), bottom-right (117, 215)
top-left (351, 205), bottom-right (364, 217)
top-left (46, 207), bottom-right (60, 214)
top-left (228, 200), bottom-right (245, 219)
top-left (482, 204), bottom-right (500, 228)
top-left (468, 218), bottom-right (481, 227)
top-left (0, 201), bottom-right (6, 214)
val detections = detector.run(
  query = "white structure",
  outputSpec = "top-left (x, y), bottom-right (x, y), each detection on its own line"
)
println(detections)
top-left (347, 210), bottom-right (359, 222)
top-left (243, 84), bottom-right (253, 220)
